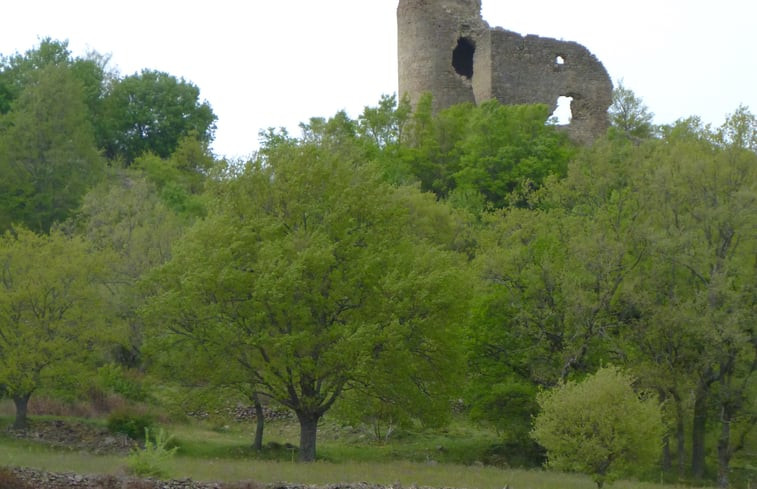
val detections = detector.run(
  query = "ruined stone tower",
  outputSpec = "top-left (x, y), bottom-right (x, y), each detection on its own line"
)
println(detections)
top-left (397, 0), bottom-right (613, 143)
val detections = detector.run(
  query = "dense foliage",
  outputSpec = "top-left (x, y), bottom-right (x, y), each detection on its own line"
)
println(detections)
top-left (0, 38), bottom-right (754, 488)
top-left (532, 366), bottom-right (664, 488)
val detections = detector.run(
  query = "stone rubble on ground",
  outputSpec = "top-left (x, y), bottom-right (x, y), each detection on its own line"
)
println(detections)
top-left (9, 467), bottom-right (464, 489)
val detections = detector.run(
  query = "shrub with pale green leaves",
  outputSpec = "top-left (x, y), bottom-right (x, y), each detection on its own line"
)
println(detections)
top-left (531, 366), bottom-right (663, 489)
top-left (126, 427), bottom-right (178, 478)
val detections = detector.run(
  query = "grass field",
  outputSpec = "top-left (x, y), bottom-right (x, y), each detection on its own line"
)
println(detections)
top-left (0, 441), bottom-right (702, 489)
top-left (0, 400), bottom-right (717, 489)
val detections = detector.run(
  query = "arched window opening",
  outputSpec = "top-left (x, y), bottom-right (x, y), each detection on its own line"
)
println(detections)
top-left (452, 37), bottom-right (475, 80)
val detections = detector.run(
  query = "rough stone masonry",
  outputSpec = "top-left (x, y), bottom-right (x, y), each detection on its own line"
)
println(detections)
top-left (397, 0), bottom-right (613, 143)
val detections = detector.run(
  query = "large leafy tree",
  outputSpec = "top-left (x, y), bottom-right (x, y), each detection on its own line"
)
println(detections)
top-left (142, 139), bottom-right (473, 461)
top-left (100, 69), bottom-right (216, 164)
top-left (0, 227), bottom-right (115, 429)
top-left (467, 136), bottom-right (650, 448)
top-left (639, 118), bottom-right (757, 485)
top-left (0, 63), bottom-right (104, 233)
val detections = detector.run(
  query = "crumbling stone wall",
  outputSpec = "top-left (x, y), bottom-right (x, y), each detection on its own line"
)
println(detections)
top-left (398, 0), bottom-right (613, 143)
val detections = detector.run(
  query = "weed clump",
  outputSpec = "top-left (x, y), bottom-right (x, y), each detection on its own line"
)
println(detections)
top-left (126, 427), bottom-right (178, 478)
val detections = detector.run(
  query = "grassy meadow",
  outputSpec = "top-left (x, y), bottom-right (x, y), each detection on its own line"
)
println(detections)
top-left (0, 399), bottom-right (716, 489)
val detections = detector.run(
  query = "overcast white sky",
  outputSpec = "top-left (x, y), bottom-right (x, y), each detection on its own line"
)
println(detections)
top-left (3, 1), bottom-right (756, 159)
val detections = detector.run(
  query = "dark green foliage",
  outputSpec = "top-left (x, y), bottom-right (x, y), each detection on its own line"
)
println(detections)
top-left (107, 410), bottom-right (155, 441)
top-left (482, 440), bottom-right (546, 468)
top-left (401, 95), bottom-right (575, 209)
top-left (0, 63), bottom-right (104, 233)
top-left (100, 69), bottom-right (216, 164)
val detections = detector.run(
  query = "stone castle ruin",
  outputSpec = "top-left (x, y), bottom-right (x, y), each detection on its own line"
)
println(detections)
top-left (397, 0), bottom-right (613, 143)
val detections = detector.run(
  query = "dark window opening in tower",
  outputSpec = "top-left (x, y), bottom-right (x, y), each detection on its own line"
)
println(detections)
top-left (452, 37), bottom-right (475, 79)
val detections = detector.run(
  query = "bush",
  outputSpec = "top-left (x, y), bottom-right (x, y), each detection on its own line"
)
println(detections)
top-left (126, 428), bottom-right (178, 478)
top-left (107, 410), bottom-right (155, 441)
top-left (97, 363), bottom-right (149, 402)
top-left (531, 366), bottom-right (663, 489)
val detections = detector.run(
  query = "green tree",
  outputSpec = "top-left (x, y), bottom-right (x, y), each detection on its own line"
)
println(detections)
top-left (608, 80), bottom-right (655, 140)
top-left (75, 171), bottom-right (186, 367)
top-left (130, 134), bottom-right (214, 218)
top-left (401, 97), bottom-right (575, 209)
top-left (0, 38), bottom-right (109, 121)
top-left (466, 134), bottom-right (652, 464)
top-left (142, 142), bottom-right (472, 462)
top-left (639, 118), bottom-right (757, 485)
top-left (100, 69), bottom-right (216, 164)
top-left (532, 366), bottom-right (663, 488)
top-left (0, 227), bottom-right (115, 429)
top-left (0, 63), bottom-right (104, 233)
top-left (717, 104), bottom-right (757, 152)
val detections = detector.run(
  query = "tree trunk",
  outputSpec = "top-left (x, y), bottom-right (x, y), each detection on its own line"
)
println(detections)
top-left (662, 434), bottom-right (672, 473)
top-left (676, 404), bottom-right (686, 478)
top-left (13, 393), bottom-right (31, 430)
top-left (717, 406), bottom-right (731, 489)
top-left (252, 393), bottom-right (264, 451)
top-left (659, 389), bottom-right (671, 473)
top-left (691, 387), bottom-right (708, 479)
top-left (296, 411), bottom-right (320, 462)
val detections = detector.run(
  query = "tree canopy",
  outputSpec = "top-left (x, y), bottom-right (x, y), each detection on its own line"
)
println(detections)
top-left (142, 137), bottom-right (474, 461)
top-left (0, 227), bottom-right (117, 428)
top-left (0, 63), bottom-right (104, 233)
top-left (100, 69), bottom-right (216, 164)
top-left (532, 366), bottom-right (664, 488)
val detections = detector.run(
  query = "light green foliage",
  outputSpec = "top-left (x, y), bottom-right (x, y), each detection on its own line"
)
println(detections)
top-left (609, 81), bottom-right (656, 140)
top-left (97, 363), bottom-right (149, 401)
top-left (76, 172), bottom-right (186, 367)
top-left (532, 366), bottom-right (664, 488)
top-left (100, 69), bottom-right (216, 164)
top-left (142, 136), bottom-right (473, 461)
top-left (717, 104), bottom-right (757, 151)
top-left (126, 427), bottom-right (178, 478)
top-left (0, 227), bottom-right (115, 428)
top-left (0, 63), bottom-right (104, 233)
top-left (131, 136), bottom-right (212, 218)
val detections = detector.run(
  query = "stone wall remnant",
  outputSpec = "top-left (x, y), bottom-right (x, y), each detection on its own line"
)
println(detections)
top-left (397, 0), bottom-right (613, 143)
